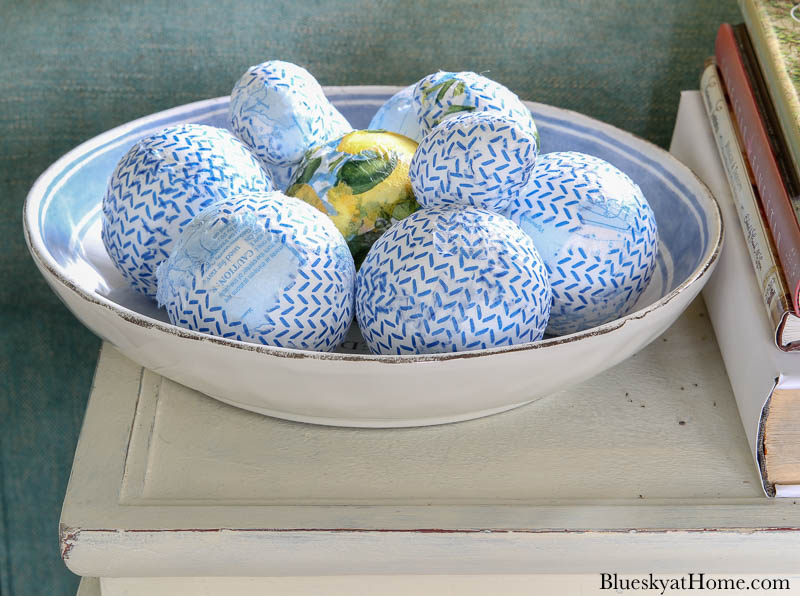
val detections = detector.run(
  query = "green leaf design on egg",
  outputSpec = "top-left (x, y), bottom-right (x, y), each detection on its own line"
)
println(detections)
top-left (294, 156), bottom-right (322, 185)
top-left (336, 152), bottom-right (398, 195)
top-left (431, 104), bottom-right (477, 127)
top-left (443, 104), bottom-right (476, 116)
top-left (328, 154), bottom-right (346, 171)
top-left (435, 79), bottom-right (456, 103)
top-left (390, 197), bottom-right (419, 221)
top-left (422, 79), bottom-right (452, 100)
top-left (421, 81), bottom-right (443, 98)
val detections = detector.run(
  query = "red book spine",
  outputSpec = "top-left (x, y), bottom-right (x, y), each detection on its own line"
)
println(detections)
top-left (715, 22), bottom-right (800, 317)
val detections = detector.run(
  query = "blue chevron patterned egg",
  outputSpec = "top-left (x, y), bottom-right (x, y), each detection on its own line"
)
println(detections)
top-left (367, 84), bottom-right (423, 142)
top-left (228, 60), bottom-right (353, 191)
top-left (102, 124), bottom-right (273, 298)
top-left (412, 71), bottom-right (540, 145)
top-left (505, 151), bottom-right (658, 336)
top-left (355, 207), bottom-right (552, 355)
top-left (408, 112), bottom-right (538, 212)
top-left (155, 191), bottom-right (355, 352)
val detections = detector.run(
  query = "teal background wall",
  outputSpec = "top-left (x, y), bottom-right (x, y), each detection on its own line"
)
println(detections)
top-left (2, 1), bottom-right (740, 593)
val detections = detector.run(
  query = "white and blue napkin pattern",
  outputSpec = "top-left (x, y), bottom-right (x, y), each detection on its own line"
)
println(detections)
top-left (156, 192), bottom-right (355, 351)
top-left (506, 151), bottom-right (658, 335)
top-left (356, 207), bottom-right (551, 355)
top-left (412, 71), bottom-right (540, 145)
top-left (409, 112), bottom-right (538, 212)
top-left (228, 60), bottom-right (352, 190)
top-left (102, 124), bottom-right (273, 298)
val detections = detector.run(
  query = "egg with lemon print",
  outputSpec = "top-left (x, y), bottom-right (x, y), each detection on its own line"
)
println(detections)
top-left (287, 130), bottom-right (420, 267)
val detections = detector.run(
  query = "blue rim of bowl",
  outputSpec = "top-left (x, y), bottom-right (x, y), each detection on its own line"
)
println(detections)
top-left (23, 89), bottom-right (723, 364)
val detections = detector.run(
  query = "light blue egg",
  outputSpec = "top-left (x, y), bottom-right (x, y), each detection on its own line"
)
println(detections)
top-left (408, 112), bottom-right (538, 212)
top-left (355, 207), bottom-right (551, 355)
top-left (412, 71), bottom-right (539, 145)
top-left (156, 191), bottom-right (355, 352)
top-left (228, 60), bottom-right (352, 170)
top-left (102, 124), bottom-right (273, 298)
top-left (265, 162), bottom-right (298, 193)
top-left (505, 151), bottom-right (658, 336)
top-left (368, 84), bottom-right (423, 142)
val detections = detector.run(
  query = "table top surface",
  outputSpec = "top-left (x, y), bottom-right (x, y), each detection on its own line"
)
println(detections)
top-left (59, 297), bottom-right (800, 576)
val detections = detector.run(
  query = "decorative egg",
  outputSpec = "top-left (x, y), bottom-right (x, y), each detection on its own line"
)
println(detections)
top-left (155, 191), bottom-right (355, 352)
top-left (505, 151), bottom-right (658, 336)
top-left (412, 71), bottom-right (539, 145)
top-left (228, 60), bottom-right (352, 190)
top-left (102, 124), bottom-right (273, 298)
top-left (287, 129), bottom-right (420, 267)
top-left (264, 163), bottom-right (299, 194)
top-left (367, 84), bottom-right (423, 142)
top-left (408, 112), bottom-right (538, 212)
top-left (355, 207), bottom-right (552, 355)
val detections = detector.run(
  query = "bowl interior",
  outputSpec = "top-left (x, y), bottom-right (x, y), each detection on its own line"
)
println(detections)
top-left (30, 90), bottom-right (713, 355)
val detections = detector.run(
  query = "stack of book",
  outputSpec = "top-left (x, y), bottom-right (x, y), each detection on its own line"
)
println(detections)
top-left (672, 0), bottom-right (800, 496)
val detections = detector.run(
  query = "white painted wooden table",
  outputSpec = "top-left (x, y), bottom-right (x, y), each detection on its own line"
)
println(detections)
top-left (62, 297), bottom-right (800, 595)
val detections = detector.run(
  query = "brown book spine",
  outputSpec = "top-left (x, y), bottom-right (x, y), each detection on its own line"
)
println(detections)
top-left (716, 23), bottom-right (800, 316)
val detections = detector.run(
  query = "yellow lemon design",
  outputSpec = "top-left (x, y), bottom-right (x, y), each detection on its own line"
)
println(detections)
top-left (288, 183), bottom-right (325, 213)
top-left (287, 130), bottom-right (420, 266)
top-left (336, 129), bottom-right (417, 155)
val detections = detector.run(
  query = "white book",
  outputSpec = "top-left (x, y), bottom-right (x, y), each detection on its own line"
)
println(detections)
top-left (699, 62), bottom-right (800, 350)
top-left (670, 90), bottom-right (800, 497)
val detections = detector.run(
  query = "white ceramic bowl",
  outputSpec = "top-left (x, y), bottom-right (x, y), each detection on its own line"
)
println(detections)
top-left (24, 87), bottom-right (722, 427)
